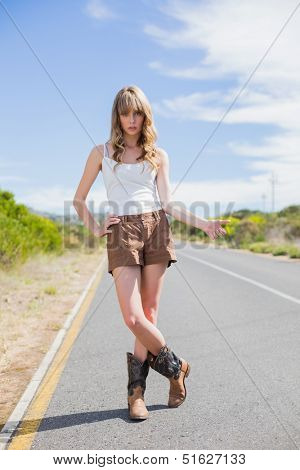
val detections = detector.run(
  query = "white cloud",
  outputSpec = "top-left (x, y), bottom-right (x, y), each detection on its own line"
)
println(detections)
top-left (229, 133), bottom-right (300, 160)
top-left (19, 185), bottom-right (109, 216)
top-left (145, 0), bottom-right (300, 91)
top-left (84, 0), bottom-right (116, 20)
top-left (145, 0), bottom-right (300, 205)
top-left (152, 90), bottom-right (224, 121)
top-left (170, 176), bottom-right (295, 214)
top-left (148, 60), bottom-right (226, 80)
top-left (153, 88), bottom-right (300, 130)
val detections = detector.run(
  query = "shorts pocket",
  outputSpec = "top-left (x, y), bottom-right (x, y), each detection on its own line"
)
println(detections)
top-left (120, 222), bottom-right (143, 251)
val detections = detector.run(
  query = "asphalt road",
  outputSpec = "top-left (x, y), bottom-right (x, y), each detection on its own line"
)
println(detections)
top-left (24, 242), bottom-right (300, 449)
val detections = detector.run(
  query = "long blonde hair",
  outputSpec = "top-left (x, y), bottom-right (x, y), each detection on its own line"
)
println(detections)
top-left (108, 85), bottom-right (160, 173)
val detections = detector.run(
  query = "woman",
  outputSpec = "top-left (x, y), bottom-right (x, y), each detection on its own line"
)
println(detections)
top-left (73, 85), bottom-right (230, 421)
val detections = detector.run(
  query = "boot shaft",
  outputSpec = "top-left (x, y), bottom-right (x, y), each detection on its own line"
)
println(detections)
top-left (127, 352), bottom-right (150, 395)
top-left (147, 345), bottom-right (181, 379)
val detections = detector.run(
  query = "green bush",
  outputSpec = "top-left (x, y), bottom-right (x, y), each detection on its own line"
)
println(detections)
top-left (288, 246), bottom-right (300, 258)
top-left (284, 220), bottom-right (300, 239)
top-left (233, 219), bottom-right (262, 248)
top-left (0, 189), bottom-right (63, 269)
top-left (247, 214), bottom-right (266, 227)
top-left (278, 205), bottom-right (300, 217)
top-left (272, 245), bottom-right (290, 256)
top-left (249, 242), bottom-right (274, 253)
top-left (0, 214), bottom-right (30, 266)
top-left (222, 216), bottom-right (239, 244)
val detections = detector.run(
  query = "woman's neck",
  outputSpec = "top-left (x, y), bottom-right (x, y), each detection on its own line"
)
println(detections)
top-left (123, 134), bottom-right (140, 148)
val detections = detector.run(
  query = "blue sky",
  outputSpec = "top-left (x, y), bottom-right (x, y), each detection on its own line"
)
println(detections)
top-left (1, 0), bottom-right (299, 217)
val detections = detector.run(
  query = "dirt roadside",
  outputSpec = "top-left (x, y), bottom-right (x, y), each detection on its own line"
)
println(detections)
top-left (0, 248), bottom-right (106, 432)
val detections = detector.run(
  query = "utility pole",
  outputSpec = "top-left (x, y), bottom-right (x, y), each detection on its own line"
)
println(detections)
top-left (269, 171), bottom-right (278, 213)
top-left (261, 193), bottom-right (266, 213)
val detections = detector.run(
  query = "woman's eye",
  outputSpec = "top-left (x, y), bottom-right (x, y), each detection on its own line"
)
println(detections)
top-left (121, 110), bottom-right (142, 117)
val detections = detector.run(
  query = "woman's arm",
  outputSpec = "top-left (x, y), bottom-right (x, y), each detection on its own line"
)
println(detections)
top-left (156, 148), bottom-right (230, 240)
top-left (73, 145), bottom-right (103, 235)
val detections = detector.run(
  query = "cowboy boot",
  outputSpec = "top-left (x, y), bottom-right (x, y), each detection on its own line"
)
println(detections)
top-left (147, 344), bottom-right (191, 408)
top-left (127, 352), bottom-right (150, 420)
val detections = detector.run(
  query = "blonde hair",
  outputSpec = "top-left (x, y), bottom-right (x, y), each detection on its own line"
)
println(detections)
top-left (108, 85), bottom-right (160, 173)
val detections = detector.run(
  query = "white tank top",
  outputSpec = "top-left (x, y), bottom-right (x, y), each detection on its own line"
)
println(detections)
top-left (101, 142), bottom-right (163, 216)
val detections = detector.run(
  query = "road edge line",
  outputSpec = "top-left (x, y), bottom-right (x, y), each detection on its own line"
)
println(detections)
top-left (0, 252), bottom-right (107, 450)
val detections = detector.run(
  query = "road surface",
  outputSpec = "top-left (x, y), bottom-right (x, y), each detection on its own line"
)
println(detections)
top-left (8, 242), bottom-right (300, 450)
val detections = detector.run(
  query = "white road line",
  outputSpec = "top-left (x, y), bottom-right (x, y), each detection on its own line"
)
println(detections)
top-left (180, 252), bottom-right (300, 306)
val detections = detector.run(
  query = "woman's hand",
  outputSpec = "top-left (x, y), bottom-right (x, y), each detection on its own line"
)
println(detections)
top-left (93, 214), bottom-right (121, 238)
top-left (202, 219), bottom-right (231, 240)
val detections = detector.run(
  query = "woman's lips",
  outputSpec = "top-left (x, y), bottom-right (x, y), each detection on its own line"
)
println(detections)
top-left (128, 127), bottom-right (137, 130)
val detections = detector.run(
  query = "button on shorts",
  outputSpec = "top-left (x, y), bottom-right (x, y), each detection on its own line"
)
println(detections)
top-left (106, 209), bottom-right (177, 276)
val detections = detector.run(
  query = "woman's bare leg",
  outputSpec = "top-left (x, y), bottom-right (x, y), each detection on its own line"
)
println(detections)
top-left (112, 265), bottom-right (167, 361)
top-left (134, 262), bottom-right (168, 362)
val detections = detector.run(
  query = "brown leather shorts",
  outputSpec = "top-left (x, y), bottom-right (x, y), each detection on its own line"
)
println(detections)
top-left (106, 209), bottom-right (177, 276)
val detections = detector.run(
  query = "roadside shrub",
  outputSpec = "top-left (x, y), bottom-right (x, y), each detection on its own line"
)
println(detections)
top-left (272, 245), bottom-right (290, 256)
top-left (233, 219), bottom-right (261, 248)
top-left (222, 216), bottom-right (239, 245)
top-left (0, 189), bottom-right (63, 269)
top-left (249, 242), bottom-right (274, 253)
top-left (284, 220), bottom-right (300, 239)
top-left (288, 246), bottom-right (300, 258)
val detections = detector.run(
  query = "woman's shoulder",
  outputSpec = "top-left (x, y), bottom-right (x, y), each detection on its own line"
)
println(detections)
top-left (155, 146), bottom-right (169, 165)
top-left (95, 143), bottom-right (106, 155)
top-left (89, 143), bottom-right (106, 170)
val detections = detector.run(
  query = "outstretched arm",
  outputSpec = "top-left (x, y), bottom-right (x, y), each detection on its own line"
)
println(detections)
top-left (156, 148), bottom-right (230, 240)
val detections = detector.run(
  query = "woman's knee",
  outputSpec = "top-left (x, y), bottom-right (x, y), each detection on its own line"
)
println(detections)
top-left (143, 303), bottom-right (159, 324)
top-left (123, 313), bottom-right (144, 330)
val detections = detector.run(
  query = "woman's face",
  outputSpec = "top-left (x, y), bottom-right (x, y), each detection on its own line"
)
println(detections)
top-left (119, 108), bottom-right (144, 136)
